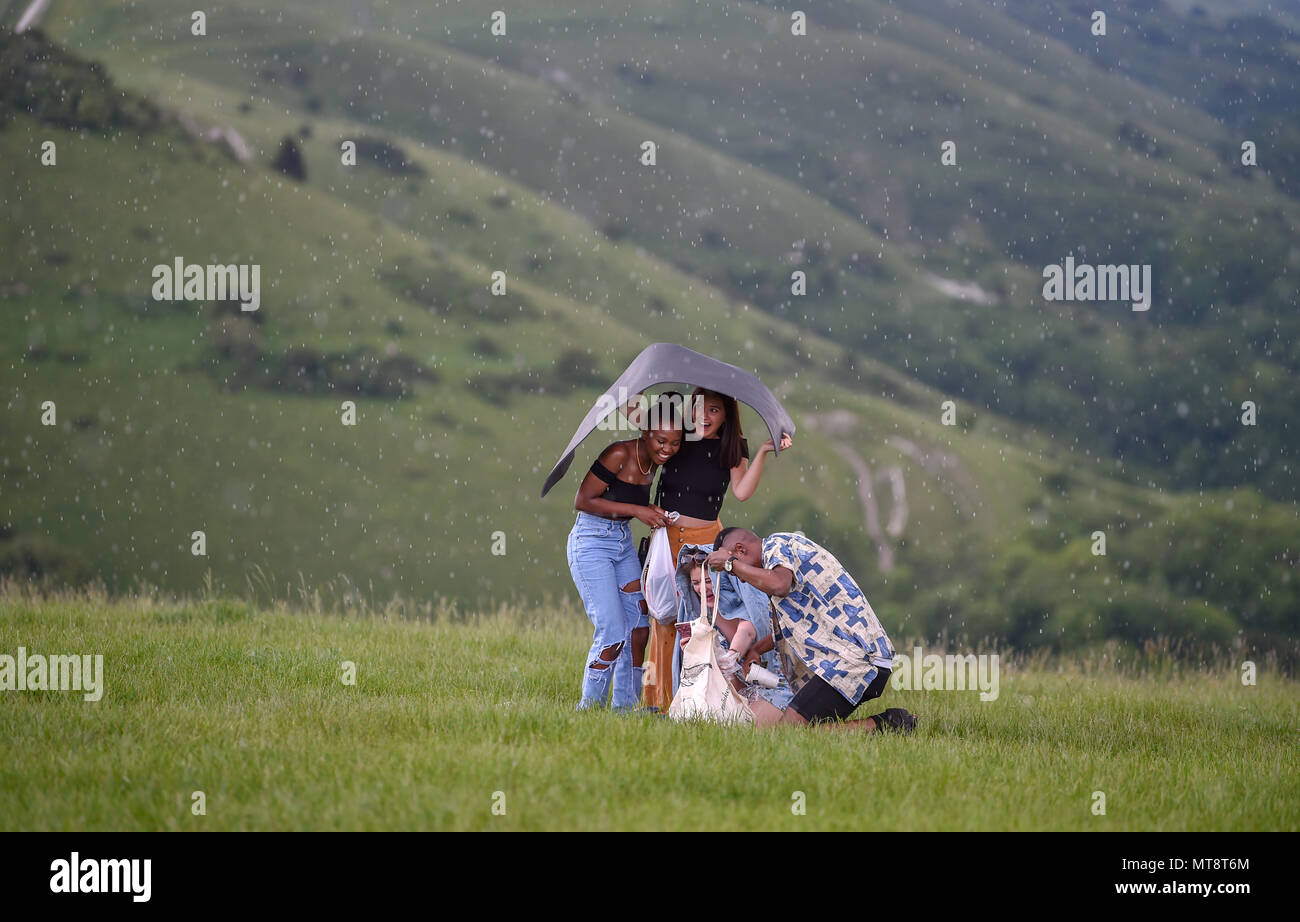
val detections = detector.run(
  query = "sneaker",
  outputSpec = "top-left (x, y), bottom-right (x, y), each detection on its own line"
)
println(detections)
top-left (870, 708), bottom-right (917, 734)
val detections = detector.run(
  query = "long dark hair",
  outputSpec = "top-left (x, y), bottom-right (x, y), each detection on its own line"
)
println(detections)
top-left (691, 387), bottom-right (746, 469)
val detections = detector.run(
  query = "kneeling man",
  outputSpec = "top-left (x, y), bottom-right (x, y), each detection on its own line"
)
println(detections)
top-left (706, 527), bottom-right (916, 733)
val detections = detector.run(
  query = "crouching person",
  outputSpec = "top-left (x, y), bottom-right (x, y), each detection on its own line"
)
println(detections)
top-left (705, 527), bottom-right (917, 733)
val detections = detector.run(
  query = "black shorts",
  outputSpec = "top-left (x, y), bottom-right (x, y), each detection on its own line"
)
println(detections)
top-left (788, 668), bottom-right (892, 724)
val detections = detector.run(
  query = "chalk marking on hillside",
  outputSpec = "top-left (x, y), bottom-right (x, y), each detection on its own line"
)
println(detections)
top-left (886, 435), bottom-right (979, 518)
top-left (922, 271), bottom-right (997, 305)
top-left (15, 0), bottom-right (53, 33)
top-left (806, 412), bottom-right (906, 573)
top-left (829, 439), bottom-right (896, 573)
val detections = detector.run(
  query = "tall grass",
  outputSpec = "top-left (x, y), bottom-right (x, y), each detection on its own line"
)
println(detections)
top-left (2, 580), bottom-right (1296, 831)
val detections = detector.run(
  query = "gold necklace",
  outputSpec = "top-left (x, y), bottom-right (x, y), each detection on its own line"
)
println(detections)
top-left (633, 439), bottom-right (652, 475)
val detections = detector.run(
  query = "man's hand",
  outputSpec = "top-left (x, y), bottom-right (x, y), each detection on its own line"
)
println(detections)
top-left (740, 647), bottom-right (762, 675)
top-left (706, 548), bottom-right (732, 571)
top-left (708, 552), bottom-right (794, 599)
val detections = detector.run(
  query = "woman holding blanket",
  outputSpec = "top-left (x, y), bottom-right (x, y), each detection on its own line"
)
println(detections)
top-left (568, 394), bottom-right (685, 710)
top-left (640, 387), bottom-right (792, 710)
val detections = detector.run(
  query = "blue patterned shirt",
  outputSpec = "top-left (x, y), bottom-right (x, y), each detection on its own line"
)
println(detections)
top-left (761, 532), bottom-right (895, 703)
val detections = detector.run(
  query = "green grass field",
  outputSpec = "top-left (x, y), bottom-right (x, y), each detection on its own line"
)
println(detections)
top-left (3, 583), bottom-right (1295, 831)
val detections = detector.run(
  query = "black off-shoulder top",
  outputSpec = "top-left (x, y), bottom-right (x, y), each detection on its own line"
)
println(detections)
top-left (590, 459), bottom-right (652, 506)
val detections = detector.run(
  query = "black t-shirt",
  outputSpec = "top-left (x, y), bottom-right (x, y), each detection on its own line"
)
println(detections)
top-left (657, 437), bottom-right (748, 520)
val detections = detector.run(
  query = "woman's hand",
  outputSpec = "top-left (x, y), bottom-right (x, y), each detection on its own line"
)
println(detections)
top-left (758, 434), bottom-right (794, 455)
top-left (634, 505), bottom-right (670, 529)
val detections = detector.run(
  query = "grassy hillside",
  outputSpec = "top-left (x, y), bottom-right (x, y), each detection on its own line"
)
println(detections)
top-left (1, 13), bottom-right (1297, 656)
top-left (86, 0), bottom-right (1293, 493)
top-left (2, 585), bottom-right (1296, 830)
top-left (36, 0), bottom-right (1300, 499)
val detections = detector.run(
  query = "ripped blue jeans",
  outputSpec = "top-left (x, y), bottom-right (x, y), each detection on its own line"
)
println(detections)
top-left (567, 512), bottom-right (644, 710)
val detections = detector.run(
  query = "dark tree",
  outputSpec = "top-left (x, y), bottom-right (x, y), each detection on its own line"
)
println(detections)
top-left (271, 135), bottom-right (306, 181)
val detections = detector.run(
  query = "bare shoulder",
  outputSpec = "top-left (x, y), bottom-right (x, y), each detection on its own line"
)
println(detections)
top-left (597, 440), bottom-right (631, 471)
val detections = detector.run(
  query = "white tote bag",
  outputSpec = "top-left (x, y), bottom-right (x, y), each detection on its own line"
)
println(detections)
top-left (667, 570), bottom-right (754, 725)
top-left (640, 527), bottom-right (678, 625)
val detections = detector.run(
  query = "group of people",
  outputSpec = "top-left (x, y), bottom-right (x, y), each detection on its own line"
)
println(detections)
top-left (565, 387), bottom-right (917, 732)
